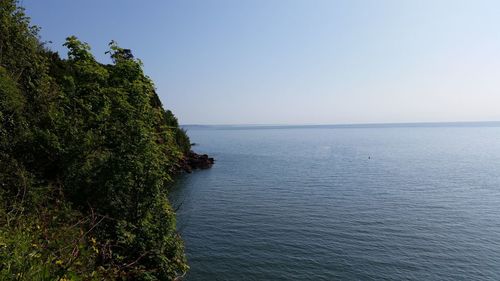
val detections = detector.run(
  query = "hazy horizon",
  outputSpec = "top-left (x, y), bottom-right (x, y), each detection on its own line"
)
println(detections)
top-left (182, 120), bottom-right (500, 127)
top-left (24, 0), bottom-right (500, 124)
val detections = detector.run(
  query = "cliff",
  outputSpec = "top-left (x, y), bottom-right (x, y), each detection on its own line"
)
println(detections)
top-left (0, 1), bottom-right (203, 280)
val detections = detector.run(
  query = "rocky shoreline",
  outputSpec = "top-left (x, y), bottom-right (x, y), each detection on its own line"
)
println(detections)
top-left (179, 151), bottom-right (215, 173)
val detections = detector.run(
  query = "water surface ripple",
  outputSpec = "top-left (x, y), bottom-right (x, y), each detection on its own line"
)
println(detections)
top-left (170, 125), bottom-right (500, 280)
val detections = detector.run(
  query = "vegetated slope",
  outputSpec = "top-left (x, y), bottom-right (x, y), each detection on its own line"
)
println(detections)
top-left (0, 1), bottom-right (191, 280)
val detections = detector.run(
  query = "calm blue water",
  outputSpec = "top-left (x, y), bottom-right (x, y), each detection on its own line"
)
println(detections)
top-left (170, 124), bottom-right (500, 280)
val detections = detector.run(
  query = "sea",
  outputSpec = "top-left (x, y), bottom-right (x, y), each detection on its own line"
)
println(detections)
top-left (169, 122), bottom-right (500, 280)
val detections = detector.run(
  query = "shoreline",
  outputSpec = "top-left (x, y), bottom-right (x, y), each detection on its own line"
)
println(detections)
top-left (179, 151), bottom-right (215, 173)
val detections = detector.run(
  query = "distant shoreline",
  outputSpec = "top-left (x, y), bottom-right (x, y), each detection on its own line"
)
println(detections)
top-left (182, 121), bottom-right (500, 130)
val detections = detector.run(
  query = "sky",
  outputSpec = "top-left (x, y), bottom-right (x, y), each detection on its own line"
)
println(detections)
top-left (22, 0), bottom-right (500, 125)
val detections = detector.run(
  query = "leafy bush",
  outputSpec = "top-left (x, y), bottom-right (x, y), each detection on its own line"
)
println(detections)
top-left (0, 1), bottom-right (191, 280)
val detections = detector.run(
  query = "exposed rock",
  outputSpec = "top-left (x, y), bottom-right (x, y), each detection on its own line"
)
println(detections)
top-left (179, 151), bottom-right (214, 173)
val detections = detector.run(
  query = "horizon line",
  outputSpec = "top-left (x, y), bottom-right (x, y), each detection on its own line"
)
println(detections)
top-left (182, 120), bottom-right (500, 127)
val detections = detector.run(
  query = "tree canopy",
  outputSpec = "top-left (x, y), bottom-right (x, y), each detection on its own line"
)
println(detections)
top-left (0, 1), bottom-right (191, 280)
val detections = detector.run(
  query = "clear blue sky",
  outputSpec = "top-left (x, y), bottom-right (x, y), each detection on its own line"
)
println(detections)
top-left (22, 0), bottom-right (500, 125)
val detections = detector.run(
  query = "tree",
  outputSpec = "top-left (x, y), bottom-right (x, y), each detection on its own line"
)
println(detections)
top-left (0, 1), bottom-right (191, 279)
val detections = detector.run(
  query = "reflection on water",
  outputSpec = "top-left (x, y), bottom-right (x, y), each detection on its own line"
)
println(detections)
top-left (170, 124), bottom-right (500, 281)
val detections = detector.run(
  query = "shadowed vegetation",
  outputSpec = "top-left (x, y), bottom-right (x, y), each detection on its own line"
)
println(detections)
top-left (0, 1), bottom-right (191, 280)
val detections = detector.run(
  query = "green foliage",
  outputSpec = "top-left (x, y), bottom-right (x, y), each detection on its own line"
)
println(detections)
top-left (0, 66), bottom-right (25, 153)
top-left (0, 1), bottom-right (191, 280)
top-left (0, 190), bottom-right (102, 281)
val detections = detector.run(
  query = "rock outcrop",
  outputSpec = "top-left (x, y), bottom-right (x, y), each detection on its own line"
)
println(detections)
top-left (180, 151), bottom-right (214, 173)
